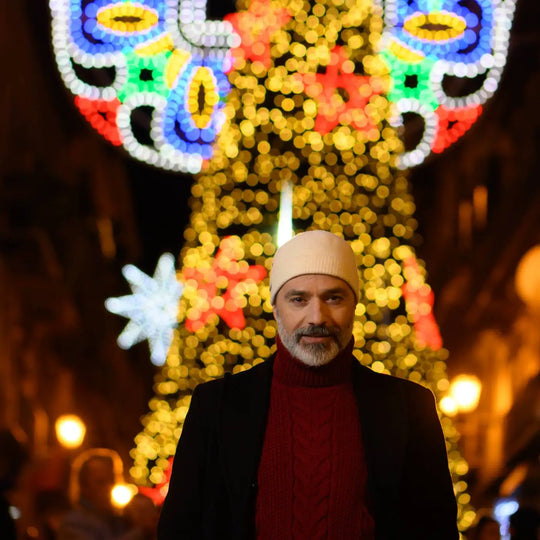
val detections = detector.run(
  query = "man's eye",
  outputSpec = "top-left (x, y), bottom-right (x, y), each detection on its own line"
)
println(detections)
top-left (290, 297), bottom-right (305, 303)
top-left (327, 295), bottom-right (343, 302)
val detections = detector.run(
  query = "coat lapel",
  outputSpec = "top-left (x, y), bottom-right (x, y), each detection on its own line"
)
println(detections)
top-left (218, 359), bottom-right (274, 530)
top-left (352, 363), bottom-right (407, 524)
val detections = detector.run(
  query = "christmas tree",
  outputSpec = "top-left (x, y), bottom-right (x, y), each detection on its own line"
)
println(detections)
top-left (122, 0), bottom-right (477, 531)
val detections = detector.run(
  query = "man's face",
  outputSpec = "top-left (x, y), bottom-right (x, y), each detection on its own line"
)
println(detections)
top-left (273, 274), bottom-right (356, 367)
top-left (80, 458), bottom-right (115, 512)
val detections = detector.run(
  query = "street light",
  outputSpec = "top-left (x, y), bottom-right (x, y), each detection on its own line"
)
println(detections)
top-left (111, 483), bottom-right (138, 508)
top-left (55, 414), bottom-right (86, 449)
top-left (440, 375), bottom-right (482, 415)
top-left (439, 395), bottom-right (459, 417)
top-left (450, 375), bottom-right (482, 413)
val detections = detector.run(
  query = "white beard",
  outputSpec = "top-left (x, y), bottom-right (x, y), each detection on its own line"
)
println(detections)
top-left (275, 316), bottom-right (345, 367)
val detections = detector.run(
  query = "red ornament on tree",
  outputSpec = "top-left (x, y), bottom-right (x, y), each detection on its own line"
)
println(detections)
top-left (183, 236), bottom-right (267, 332)
top-left (225, 0), bottom-right (291, 69)
top-left (301, 46), bottom-right (383, 134)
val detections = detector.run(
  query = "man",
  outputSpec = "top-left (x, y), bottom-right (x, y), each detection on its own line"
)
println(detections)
top-left (158, 230), bottom-right (458, 539)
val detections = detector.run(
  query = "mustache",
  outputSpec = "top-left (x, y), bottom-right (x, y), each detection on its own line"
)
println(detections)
top-left (295, 325), bottom-right (339, 341)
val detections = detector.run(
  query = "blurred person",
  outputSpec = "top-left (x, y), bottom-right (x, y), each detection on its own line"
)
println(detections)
top-left (509, 507), bottom-right (540, 540)
top-left (158, 231), bottom-right (458, 539)
top-left (58, 453), bottom-right (128, 540)
top-left (467, 514), bottom-right (501, 540)
top-left (0, 428), bottom-right (29, 540)
top-left (121, 494), bottom-right (159, 540)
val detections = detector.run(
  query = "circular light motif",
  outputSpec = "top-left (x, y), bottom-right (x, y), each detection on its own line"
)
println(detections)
top-left (381, 0), bottom-right (516, 167)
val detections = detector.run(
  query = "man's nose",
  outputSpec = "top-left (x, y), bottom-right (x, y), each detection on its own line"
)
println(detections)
top-left (307, 298), bottom-right (329, 325)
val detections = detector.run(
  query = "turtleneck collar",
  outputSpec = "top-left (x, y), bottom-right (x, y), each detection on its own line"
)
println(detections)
top-left (273, 334), bottom-right (355, 387)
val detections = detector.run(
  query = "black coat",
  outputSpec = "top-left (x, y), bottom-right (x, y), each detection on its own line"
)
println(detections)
top-left (158, 358), bottom-right (459, 540)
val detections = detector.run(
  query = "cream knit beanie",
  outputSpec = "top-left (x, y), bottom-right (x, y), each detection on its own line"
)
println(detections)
top-left (270, 230), bottom-right (360, 304)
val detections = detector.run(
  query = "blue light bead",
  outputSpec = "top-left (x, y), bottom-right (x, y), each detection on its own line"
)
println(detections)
top-left (185, 127), bottom-right (200, 142)
top-left (166, 131), bottom-right (186, 152)
top-left (94, 27), bottom-right (107, 41)
top-left (165, 107), bottom-right (177, 120)
top-left (201, 144), bottom-right (213, 159)
top-left (201, 128), bottom-right (215, 143)
top-left (84, 3), bottom-right (99, 18)
top-left (192, 143), bottom-right (204, 156)
top-left (464, 29), bottom-right (477, 45)
top-left (84, 18), bottom-right (97, 34)
top-left (72, 29), bottom-right (87, 49)
top-left (70, 0), bottom-right (82, 17)
top-left (465, 13), bottom-right (479, 27)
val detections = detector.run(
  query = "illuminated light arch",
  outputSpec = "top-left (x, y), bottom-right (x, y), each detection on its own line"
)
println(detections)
top-left (50, 0), bottom-right (516, 169)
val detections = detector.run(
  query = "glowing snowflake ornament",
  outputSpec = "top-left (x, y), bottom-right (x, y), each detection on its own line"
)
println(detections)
top-left (105, 253), bottom-right (183, 365)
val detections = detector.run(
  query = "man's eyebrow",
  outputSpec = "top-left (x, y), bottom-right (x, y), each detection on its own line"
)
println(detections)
top-left (324, 287), bottom-right (348, 295)
top-left (284, 289), bottom-right (308, 298)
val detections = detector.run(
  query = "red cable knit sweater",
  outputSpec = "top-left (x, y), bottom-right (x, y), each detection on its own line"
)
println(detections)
top-left (255, 338), bottom-right (375, 539)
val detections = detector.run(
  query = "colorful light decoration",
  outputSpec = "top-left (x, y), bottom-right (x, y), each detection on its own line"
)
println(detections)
top-left (105, 252), bottom-right (183, 365)
top-left (49, 0), bottom-right (515, 169)
top-left (49, 0), bottom-right (235, 172)
top-left (380, 0), bottom-right (517, 167)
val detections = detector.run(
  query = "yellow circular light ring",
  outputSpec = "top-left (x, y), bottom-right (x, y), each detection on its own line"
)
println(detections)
top-left (403, 11), bottom-right (466, 42)
top-left (97, 3), bottom-right (159, 34)
top-left (188, 67), bottom-right (219, 129)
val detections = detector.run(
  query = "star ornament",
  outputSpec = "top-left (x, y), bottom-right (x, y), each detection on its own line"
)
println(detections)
top-left (225, 0), bottom-right (291, 69)
top-left (301, 46), bottom-right (384, 135)
top-left (105, 253), bottom-right (183, 366)
top-left (182, 236), bottom-right (267, 332)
